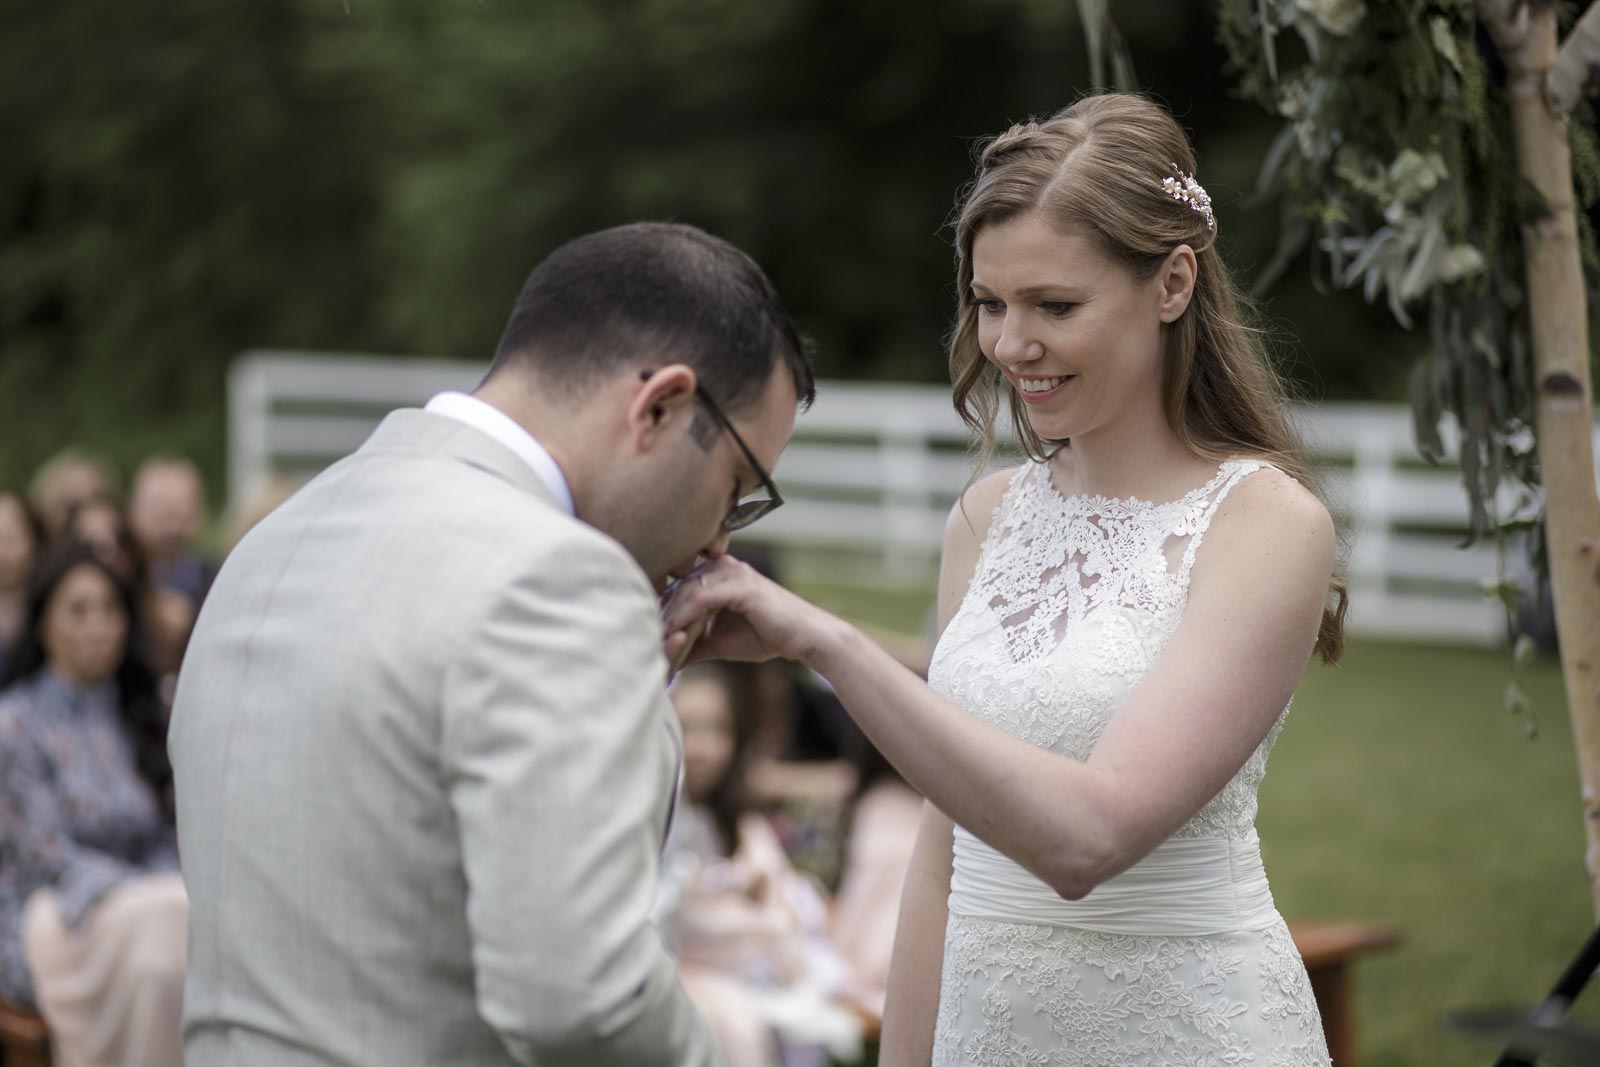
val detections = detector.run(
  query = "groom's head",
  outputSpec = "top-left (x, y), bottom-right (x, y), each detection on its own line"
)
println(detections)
top-left (477, 222), bottom-right (813, 588)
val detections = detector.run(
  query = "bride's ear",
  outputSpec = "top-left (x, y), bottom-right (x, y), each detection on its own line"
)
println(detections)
top-left (1157, 245), bottom-right (1197, 324)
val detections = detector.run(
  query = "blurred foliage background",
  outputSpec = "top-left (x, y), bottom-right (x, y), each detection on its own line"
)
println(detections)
top-left (1, 0), bottom-right (1419, 497)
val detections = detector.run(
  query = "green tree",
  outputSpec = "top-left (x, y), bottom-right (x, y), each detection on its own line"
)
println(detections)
top-left (2, 0), bottom-right (1413, 499)
top-left (0, 0), bottom-right (385, 493)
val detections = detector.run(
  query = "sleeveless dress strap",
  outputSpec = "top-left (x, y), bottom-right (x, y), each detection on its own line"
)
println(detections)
top-left (973, 462), bottom-right (1042, 554)
top-left (1176, 459), bottom-right (1276, 580)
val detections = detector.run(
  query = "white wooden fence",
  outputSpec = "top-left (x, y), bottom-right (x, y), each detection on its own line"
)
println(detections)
top-left (228, 350), bottom-right (1592, 646)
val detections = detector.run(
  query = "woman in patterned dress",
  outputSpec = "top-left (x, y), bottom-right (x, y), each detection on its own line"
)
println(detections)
top-left (0, 544), bottom-right (186, 1067)
top-left (665, 92), bottom-right (1346, 1066)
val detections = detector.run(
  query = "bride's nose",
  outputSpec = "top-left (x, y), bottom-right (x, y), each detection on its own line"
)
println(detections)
top-left (992, 319), bottom-right (1044, 371)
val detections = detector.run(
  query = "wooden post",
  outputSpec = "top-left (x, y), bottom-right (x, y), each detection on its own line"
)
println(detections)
top-left (1481, 0), bottom-right (1600, 916)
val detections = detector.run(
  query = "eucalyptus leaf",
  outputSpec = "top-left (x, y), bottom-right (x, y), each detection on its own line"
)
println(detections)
top-left (1253, 124), bottom-right (1300, 202)
top-left (1429, 16), bottom-right (1465, 77)
top-left (1259, 0), bottom-right (1279, 82)
top-left (1504, 680), bottom-right (1537, 735)
top-left (1409, 356), bottom-right (1446, 462)
top-left (1252, 205), bottom-right (1313, 295)
top-left (1513, 633), bottom-right (1537, 669)
top-left (1398, 218), bottom-right (1445, 301)
top-left (1342, 226), bottom-right (1399, 287)
top-left (1077, 0), bottom-right (1107, 89)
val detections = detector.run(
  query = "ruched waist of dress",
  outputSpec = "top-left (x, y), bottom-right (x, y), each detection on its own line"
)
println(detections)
top-left (948, 826), bottom-right (1279, 936)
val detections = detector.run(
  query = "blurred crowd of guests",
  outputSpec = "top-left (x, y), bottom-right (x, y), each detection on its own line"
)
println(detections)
top-left (653, 549), bottom-right (923, 1067)
top-left (0, 454), bottom-right (920, 1067)
top-left (0, 450), bottom-right (220, 1067)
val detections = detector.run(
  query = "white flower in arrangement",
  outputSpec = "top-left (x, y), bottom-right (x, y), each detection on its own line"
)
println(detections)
top-left (1388, 148), bottom-right (1448, 205)
top-left (1276, 74), bottom-right (1314, 119)
top-left (1437, 243), bottom-right (1488, 283)
top-left (1295, 0), bottom-right (1366, 36)
top-left (1293, 119), bottom-right (1338, 164)
top-left (1333, 146), bottom-right (1388, 201)
top-left (1505, 423), bottom-right (1537, 457)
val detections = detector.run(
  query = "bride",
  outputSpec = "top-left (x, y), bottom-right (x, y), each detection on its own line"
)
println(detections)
top-left (665, 92), bottom-right (1346, 1067)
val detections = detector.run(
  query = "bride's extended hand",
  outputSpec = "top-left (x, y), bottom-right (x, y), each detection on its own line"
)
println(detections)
top-left (661, 556), bottom-right (839, 668)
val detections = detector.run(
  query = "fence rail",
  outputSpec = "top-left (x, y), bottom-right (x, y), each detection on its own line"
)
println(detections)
top-left (228, 350), bottom-right (1595, 646)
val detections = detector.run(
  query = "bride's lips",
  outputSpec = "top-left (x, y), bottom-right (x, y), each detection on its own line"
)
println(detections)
top-left (1015, 375), bottom-right (1077, 404)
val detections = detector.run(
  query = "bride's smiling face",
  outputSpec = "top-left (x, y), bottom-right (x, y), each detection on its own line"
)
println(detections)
top-left (970, 212), bottom-right (1187, 444)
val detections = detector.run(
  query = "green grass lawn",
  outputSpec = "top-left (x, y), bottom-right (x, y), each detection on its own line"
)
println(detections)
top-left (794, 578), bottom-right (1594, 1067)
top-left (1260, 640), bottom-right (1592, 1067)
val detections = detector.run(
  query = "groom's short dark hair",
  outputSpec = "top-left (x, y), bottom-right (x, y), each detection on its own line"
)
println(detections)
top-left (485, 222), bottom-right (814, 414)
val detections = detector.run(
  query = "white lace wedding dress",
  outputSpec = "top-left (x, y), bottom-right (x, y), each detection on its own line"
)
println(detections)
top-left (925, 458), bottom-right (1330, 1067)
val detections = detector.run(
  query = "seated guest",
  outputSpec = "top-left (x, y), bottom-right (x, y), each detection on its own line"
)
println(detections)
top-left (726, 658), bottom-right (858, 890)
top-left (724, 549), bottom-right (865, 890)
top-left (128, 457), bottom-right (216, 607)
top-left (0, 544), bottom-right (186, 1067)
top-left (0, 489), bottom-right (43, 670)
top-left (829, 736), bottom-right (923, 1019)
top-left (61, 496), bottom-right (194, 682)
top-left (27, 450), bottom-right (116, 539)
top-left (219, 475), bottom-right (303, 557)
top-left (658, 664), bottom-right (857, 1067)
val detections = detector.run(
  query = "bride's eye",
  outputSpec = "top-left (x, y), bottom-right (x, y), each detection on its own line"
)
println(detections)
top-left (1038, 301), bottom-right (1076, 317)
top-left (975, 298), bottom-right (1003, 315)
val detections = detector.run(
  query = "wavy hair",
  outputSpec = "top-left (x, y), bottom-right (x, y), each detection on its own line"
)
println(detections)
top-left (0, 544), bottom-right (173, 817)
top-left (948, 93), bottom-right (1347, 663)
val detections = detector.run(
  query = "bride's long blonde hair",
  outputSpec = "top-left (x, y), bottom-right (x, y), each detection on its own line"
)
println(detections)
top-left (948, 93), bottom-right (1347, 663)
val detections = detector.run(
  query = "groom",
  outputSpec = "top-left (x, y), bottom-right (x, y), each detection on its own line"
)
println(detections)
top-left (168, 222), bottom-right (813, 1066)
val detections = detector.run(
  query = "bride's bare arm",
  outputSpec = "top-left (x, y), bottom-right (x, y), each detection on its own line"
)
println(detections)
top-left (879, 804), bottom-right (954, 1067)
top-left (668, 468), bottom-right (1334, 901)
top-left (879, 471), bottom-right (1010, 1066)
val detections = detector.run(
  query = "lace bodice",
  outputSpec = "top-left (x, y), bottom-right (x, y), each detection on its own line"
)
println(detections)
top-left (925, 458), bottom-right (1328, 1067)
top-left (928, 457), bottom-right (1288, 840)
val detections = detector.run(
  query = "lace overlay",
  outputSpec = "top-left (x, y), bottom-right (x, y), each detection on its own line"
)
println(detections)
top-left (926, 459), bottom-right (1329, 1066)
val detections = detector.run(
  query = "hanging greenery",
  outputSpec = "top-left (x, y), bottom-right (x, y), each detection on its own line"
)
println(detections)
top-left (1215, 0), bottom-right (1600, 707)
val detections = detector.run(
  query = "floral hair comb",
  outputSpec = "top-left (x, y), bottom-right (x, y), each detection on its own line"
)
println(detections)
top-left (1161, 165), bottom-right (1214, 230)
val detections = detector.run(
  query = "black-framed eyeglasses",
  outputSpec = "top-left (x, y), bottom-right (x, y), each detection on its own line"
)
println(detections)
top-left (640, 370), bottom-right (784, 532)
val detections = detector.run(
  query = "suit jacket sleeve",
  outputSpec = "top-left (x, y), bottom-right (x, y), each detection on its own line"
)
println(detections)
top-left (441, 533), bottom-right (723, 1067)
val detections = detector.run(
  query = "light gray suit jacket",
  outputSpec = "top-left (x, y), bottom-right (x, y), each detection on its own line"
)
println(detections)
top-left (168, 410), bottom-right (721, 1067)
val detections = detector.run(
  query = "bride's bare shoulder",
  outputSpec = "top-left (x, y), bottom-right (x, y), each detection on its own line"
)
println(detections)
top-left (1221, 463), bottom-right (1330, 527)
top-left (1200, 463), bottom-right (1335, 583)
top-left (944, 465), bottom-right (1025, 552)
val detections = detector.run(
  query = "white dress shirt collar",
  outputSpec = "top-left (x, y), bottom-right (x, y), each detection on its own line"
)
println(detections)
top-left (423, 391), bottom-right (576, 517)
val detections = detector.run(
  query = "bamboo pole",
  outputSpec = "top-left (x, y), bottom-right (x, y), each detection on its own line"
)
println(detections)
top-left (1482, 0), bottom-right (1600, 917)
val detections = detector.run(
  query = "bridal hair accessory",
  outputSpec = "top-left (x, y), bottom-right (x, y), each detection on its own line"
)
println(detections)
top-left (1161, 165), bottom-right (1214, 230)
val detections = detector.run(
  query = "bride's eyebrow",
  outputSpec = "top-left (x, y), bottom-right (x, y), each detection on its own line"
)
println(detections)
top-left (969, 280), bottom-right (1087, 296)
top-left (1013, 283), bottom-right (1087, 297)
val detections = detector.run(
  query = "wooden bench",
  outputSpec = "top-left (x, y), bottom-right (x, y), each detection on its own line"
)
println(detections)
top-left (1289, 919), bottom-right (1401, 1067)
top-left (0, 999), bottom-right (50, 1067)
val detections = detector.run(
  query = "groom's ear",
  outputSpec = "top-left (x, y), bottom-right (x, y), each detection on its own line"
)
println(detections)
top-left (627, 364), bottom-right (698, 453)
